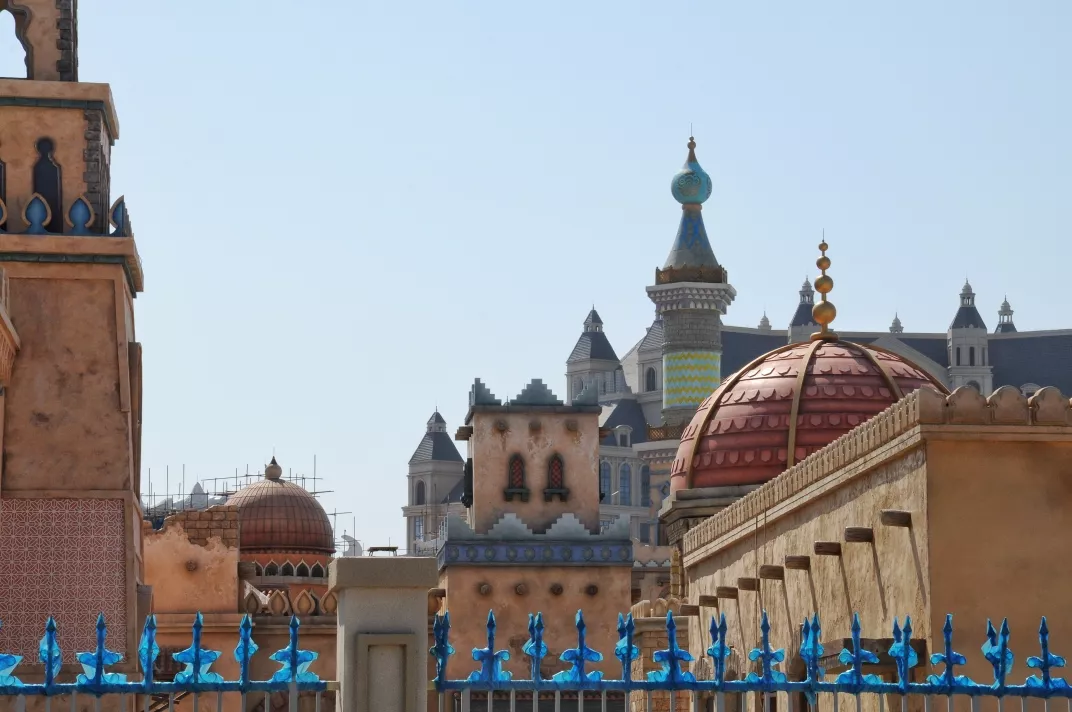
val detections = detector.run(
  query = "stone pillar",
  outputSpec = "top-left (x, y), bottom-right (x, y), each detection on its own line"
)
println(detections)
top-left (330, 557), bottom-right (438, 712)
top-left (628, 615), bottom-right (692, 712)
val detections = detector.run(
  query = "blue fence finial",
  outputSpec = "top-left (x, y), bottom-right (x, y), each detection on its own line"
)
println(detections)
top-left (234, 614), bottom-right (259, 686)
top-left (76, 613), bottom-right (126, 686)
top-left (708, 613), bottom-right (731, 687)
top-left (523, 613), bottom-right (546, 684)
top-left (1028, 617), bottom-right (1069, 693)
top-left (432, 612), bottom-right (455, 688)
top-left (269, 616), bottom-right (319, 683)
top-left (615, 613), bottom-right (638, 685)
top-left (554, 610), bottom-right (603, 683)
top-left (39, 617), bottom-right (61, 688)
top-left (836, 613), bottom-right (880, 686)
top-left (139, 615), bottom-right (159, 688)
top-left (0, 619), bottom-right (23, 687)
top-left (983, 618), bottom-right (1015, 689)
top-left (468, 610), bottom-right (511, 682)
top-left (746, 610), bottom-right (786, 686)
top-left (888, 617), bottom-right (918, 690)
top-left (648, 611), bottom-right (695, 684)
top-left (173, 612), bottom-right (223, 684)
top-left (928, 614), bottom-right (971, 689)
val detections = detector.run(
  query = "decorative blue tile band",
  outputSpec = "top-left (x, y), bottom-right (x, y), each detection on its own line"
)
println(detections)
top-left (438, 540), bottom-right (634, 569)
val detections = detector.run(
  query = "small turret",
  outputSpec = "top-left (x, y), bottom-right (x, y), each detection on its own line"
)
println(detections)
top-left (890, 313), bottom-right (904, 334)
top-left (996, 297), bottom-right (1017, 334)
top-left (758, 312), bottom-right (771, 331)
top-left (788, 278), bottom-right (817, 343)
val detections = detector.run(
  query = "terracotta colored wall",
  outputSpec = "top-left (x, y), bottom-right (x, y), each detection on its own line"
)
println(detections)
top-left (144, 525), bottom-right (239, 614)
top-left (928, 439), bottom-right (1072, 703)
top-left (3, 274), bottom-right (132, 491)
top-left (0, 106), bottom-right (97, 225)
top-left (441, 564), bottom-right (632, 679)
top-left (469, 410), bottom-right (601, 534)
top-left (3, 0), bottom-right (64, 80)
top-left (154, 619), bottom-right (337, 712)
top-left (684, 448), bottom-right (930, 702)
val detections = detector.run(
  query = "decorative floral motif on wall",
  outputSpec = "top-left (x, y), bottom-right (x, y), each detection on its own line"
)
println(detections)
top-left (0, 499), bottom-right (127, 660)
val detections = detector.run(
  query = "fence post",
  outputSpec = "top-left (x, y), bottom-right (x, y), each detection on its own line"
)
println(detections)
top-left (330, 556), bottom-right (438, 712)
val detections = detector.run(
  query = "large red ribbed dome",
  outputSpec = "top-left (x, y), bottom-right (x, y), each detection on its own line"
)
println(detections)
top-left (670, 340), bottom-right (948, 491)
top-left (227, 459), bottom-right (335, 554)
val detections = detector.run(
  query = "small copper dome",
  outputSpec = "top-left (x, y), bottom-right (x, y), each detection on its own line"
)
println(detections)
top-left (227, 458), bottom-right (335, 554)
top-left (671, 340), bottom-right (948, 491)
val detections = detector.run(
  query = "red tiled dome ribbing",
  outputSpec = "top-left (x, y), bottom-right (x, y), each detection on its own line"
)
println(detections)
top-left (227, 466), bottom-right (335, 554)
top-left (670, 340), bottom-right (949, 492)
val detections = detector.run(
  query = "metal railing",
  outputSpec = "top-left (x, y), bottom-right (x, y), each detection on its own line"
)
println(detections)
top-left (0, 613), bottom-right (335, 712)
top-left (431, 609), bottom-right (1072, 712)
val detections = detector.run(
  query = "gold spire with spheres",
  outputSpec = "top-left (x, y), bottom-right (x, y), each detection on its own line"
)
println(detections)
top-left (811, 239), bottom-right (838, 341)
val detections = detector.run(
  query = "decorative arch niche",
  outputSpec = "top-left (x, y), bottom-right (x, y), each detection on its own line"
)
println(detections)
top-left (0, 2), bottom-right (34, 79)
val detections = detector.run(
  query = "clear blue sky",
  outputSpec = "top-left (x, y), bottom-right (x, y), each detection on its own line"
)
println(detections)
top-left (1, 2), bottom-right (1068, 549)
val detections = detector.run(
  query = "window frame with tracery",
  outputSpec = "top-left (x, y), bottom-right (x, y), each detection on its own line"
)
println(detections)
top-left (504, 453), bottom-right (530, 502)
top-left (543, 453), bottom-right (570, 502)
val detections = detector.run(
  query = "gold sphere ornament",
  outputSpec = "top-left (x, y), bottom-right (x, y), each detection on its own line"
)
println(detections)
top-left (812, 301), bottom-right (837, 325)
top-left (814, 275), bottom-right (834, 294)
top-left (816, 256), bottom-right (831, 271)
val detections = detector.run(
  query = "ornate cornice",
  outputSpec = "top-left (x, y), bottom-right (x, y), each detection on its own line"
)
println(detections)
top-left (646, 281), bottom-right (736, 315)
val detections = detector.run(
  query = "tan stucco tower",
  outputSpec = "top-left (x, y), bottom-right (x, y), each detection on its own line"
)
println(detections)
top-left (0, 0), bottom-right (146, 670)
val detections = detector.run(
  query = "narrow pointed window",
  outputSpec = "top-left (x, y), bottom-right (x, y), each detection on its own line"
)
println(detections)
top-left (32, 138), bottom-right (62, 233)
top-left (504, 454), bottom-right (530, 502)
top-left (543, 454), bottom-right (569, 502)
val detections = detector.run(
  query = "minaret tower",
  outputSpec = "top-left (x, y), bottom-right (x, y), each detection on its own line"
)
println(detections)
top-left (646, 137), bottom-right (735, 427)
top-left (0, 1), bottom-right (145, 666)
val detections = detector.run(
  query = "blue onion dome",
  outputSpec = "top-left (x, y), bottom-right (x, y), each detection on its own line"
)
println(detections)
top-left (670, 137), bottom-right (713, 205)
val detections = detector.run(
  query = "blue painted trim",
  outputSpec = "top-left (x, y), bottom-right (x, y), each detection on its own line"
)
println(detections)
top-left (438, 540), bottom-right (633, 569)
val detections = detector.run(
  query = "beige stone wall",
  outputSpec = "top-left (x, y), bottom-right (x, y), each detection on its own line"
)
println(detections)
top-left (684, 448), bottom-right (930, 681)
top-left (3, 271), bottom-right (133, 492)
top-left (928, 437), bottom-right (1072, 696)
top-left (143, 509), bottom-right (241, 614)
top-left (441, 564), bottom-right (632, 679)
top-left (469, 409), bottom-right (602, 534)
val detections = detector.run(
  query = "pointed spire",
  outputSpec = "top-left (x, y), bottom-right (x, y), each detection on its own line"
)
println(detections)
top-left (758, 312), bottom-right (771, 330)
top-left (657, 136), bottom-right (725, 284)
top-left (583, 308), bottom-right (604, 332)
top-left (890, 313), bottom-right (904, 334)
top-left (811, 239), bottom-right (837, 341)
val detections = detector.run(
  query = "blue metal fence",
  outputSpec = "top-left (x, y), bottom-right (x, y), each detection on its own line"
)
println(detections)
top-left (0, 612), bottom-right (330, 712)
top-left (431, 609), bottom-right (1072, 712)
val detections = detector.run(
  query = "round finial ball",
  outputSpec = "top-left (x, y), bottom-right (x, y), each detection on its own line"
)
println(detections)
top-left (816, 256), bottom-right (831, 271)
top-left (818, 241), bottom-right (829, 252)
top-left (814, 275), bottom-right (834, 294)
top-left (813, 301), bottom-right (837, 325)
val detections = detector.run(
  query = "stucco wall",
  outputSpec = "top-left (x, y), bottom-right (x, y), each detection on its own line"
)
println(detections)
top-left (441, 564), bottom-right (632, 679)
top-left (928, 438), bottom-right (1072, 695)
top-left (469, 410), bottom-right (601, 534)
top-left (3, 274), bottom-right (131, 491)
top-left (144, 525), bottom-right (239, 614)
top-left (684, 447), bottom-right (930, 688)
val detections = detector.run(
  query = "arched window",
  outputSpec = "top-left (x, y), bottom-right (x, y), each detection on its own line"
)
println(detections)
top-left (618, 431), bottom-right (630, 448)
top-left (969, 346), bottom-right (976, 366)
top-left (281, 562), bottom-right (295, 577)
top-left (311, 563), bottom-right (326, 578)
top-left (504, 454), bottom-right (529, 502)
top-left (956, 347), bottom-right (961, 366)
top-left (32, 138), bottom-right (63, 233)
top-left (641, 466), bottom-right (652, 506)
top-left (619, 464), bottom-right (632, 506)
top-left (264, 562), bottom-right (279, 576)
top-left (543, 454), bottom-right (569, 502)
top-left (296, 562), bottom-right (310, 578)
top-left (414, 480), bottom-right (426, 505)
top-left (599, 461), bottom-right (611, 502)
top-left (254, 563), bottom-right (264, 576)
top-left (645, 367), bottom-right (657, 392)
